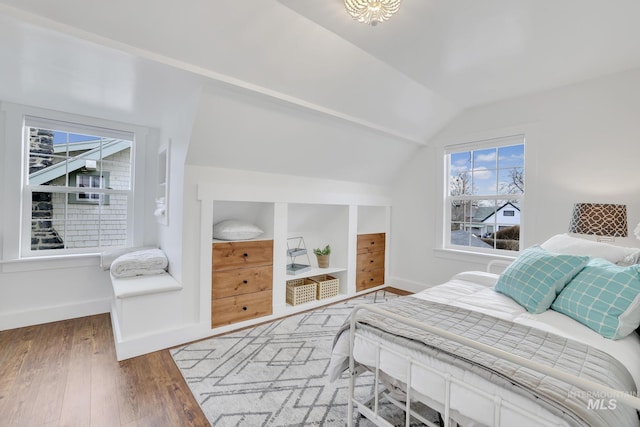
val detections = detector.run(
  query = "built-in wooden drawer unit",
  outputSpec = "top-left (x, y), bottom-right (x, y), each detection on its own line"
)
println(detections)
top-left (356, 233), bottom-right (385, 292)
top-left (212, 240), bottom-right (273, 271)
top-left (211, 265), bottom-right (273, 299)
top-left (211, 240), bottom-right (273, 328)
top-left (212, 290), bottom-right (273, 328)
top-left (357, 233), bottom-right (385, 254)
top-left (356, 249), bottom-right (385, 270)
top-left (356, 267), bottom-right (385, 291)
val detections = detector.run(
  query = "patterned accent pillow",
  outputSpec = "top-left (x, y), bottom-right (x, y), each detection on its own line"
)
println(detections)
top-left (495, 246), bottom-right (589, 314)
top-left (551, 258), bottom-right (640, 339)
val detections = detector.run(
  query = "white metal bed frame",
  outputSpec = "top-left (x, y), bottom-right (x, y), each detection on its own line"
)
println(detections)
top-left (347, 303), bottom-right (640, 427)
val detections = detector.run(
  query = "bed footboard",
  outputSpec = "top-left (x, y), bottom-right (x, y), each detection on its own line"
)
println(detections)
top-left (347, 304), bottom-right (640, 427)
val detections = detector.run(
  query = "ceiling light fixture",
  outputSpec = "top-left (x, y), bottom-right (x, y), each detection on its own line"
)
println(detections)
top-left (345, 0), bottom-right (401, 26)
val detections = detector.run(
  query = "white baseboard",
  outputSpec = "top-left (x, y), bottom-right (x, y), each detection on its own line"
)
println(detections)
top-left (0, 297), bottom-right (111, 331)
top-left (110, 309), bottom-right (211, 360)
top-left (388, 276), bottom-right (435, 294)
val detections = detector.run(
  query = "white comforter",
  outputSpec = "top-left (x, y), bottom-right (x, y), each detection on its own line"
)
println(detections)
top-left (332, 271), bottom-right (640, 426)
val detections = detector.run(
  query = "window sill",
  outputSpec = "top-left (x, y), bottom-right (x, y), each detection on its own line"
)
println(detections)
top-left (433, 247), bottom-right (516, 264)
top-left (0, 253), bottom-right (102, 273)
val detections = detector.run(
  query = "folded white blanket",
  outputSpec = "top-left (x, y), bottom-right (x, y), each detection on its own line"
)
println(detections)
top-left (110, 248), bottom-right (168, 278)
top-left (101, 246), bottom-right (157, 270)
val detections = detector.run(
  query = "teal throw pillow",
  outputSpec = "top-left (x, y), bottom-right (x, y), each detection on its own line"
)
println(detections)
top-left (551, 258), bottom-right (640, 339)
top-left (495, 246), bottom-right (589, 314)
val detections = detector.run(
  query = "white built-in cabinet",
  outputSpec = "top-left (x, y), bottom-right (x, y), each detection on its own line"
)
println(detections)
top-left (197, 182), bottom-right (390, 334)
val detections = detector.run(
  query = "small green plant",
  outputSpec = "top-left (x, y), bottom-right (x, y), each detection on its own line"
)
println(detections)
top-left (313, 245), bottom-right (331, 256)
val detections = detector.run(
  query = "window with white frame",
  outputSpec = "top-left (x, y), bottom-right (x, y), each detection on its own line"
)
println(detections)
top-left (445, 135), bottom-right (525, 253)
top-left (24, 116), bottom-right (134, 254)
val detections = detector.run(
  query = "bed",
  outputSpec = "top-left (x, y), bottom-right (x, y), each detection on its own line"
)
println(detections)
top-left (330, 234), bottom-right (640, 427)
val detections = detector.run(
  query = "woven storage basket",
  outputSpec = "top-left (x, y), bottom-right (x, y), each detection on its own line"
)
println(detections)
top-left (310, 274), bottom-right (340, 300)
top-left (286, 278), bottom-right (317, 306)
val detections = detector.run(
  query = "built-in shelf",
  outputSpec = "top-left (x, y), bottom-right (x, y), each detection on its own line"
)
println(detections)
top-left (282, 292), bottom-right (346, 313)
top-left (287, 266), bottom-right (346, 281)
top-left (199, 186), bottom-right (391, 334)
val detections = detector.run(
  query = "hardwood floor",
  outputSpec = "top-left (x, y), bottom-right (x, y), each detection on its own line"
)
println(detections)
top-left (0, 314), bottom-right (209, 427)
top-left (0, 287), bottom-right (410, 427)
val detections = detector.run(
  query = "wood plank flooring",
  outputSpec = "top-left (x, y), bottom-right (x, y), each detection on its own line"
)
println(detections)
top-left (0, 314), bottom-right (209, 427)
top-left (0, 287), bottom-right (410, 427)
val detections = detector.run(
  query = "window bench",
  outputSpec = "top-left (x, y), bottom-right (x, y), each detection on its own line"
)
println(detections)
top-left (109, 272), bottom-right (183, 360)
top-left (111, 272), bottom-right (182, 299)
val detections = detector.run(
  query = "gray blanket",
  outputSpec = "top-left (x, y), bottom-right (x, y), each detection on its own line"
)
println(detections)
top-left (337, 296), bottom-right (639, 427)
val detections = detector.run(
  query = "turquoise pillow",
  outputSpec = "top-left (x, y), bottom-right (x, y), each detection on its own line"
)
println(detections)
top-left (551, 258), bottom-right (640, 339)
top-left (495, 246), bottom-right (589, 314)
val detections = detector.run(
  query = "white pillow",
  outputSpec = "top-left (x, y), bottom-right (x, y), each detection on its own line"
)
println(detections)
top-left (540, 233), bottom-right (640, 265)
top-left (213, 219), bottom-right (264, 241)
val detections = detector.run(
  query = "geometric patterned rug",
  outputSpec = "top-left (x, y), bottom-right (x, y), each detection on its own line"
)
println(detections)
top-left (170, 291), bottom-right (440, 426)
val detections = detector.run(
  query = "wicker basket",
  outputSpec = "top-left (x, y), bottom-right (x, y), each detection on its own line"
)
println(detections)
top-left (310, 274), bottom-right (340, 300)
top-left (286, 278), bottom-right (317, 306)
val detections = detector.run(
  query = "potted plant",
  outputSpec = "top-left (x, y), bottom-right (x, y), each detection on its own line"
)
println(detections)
top-left (313, 244), bottom-right (331, 268)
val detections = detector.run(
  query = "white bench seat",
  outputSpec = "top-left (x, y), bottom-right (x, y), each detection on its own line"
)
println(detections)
top-left (111, 272), bottom-right (182, 299)
top-left (109, 271), bottom-right (183, 360)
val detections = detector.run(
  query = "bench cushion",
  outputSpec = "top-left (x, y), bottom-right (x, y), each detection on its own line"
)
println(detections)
top-left (111, 272), bottom-right (182, 299)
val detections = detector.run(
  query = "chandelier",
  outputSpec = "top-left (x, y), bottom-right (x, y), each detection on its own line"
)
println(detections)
top-left (345, 0), bottom-right (401, 26)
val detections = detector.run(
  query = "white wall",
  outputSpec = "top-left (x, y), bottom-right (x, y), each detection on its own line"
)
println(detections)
top-left (157, 85), bottom-right (202, 282)
top-left (185, 84), bottom-right (421, 186)
top-left (390, 67), bottom-right (640, 291)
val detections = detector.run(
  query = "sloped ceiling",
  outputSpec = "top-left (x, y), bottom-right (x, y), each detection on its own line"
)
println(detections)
top-left (1, 1), bottom-right (640, 182)
top-left (280, 0), bottom-right (640, 108)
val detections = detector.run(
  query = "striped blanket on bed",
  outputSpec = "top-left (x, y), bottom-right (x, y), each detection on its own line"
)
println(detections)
top-left (335, 296), bottom-right (639, 427)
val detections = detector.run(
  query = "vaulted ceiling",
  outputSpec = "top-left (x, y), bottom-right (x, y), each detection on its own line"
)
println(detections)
top-left (1, 1), bottom-right (640, 147)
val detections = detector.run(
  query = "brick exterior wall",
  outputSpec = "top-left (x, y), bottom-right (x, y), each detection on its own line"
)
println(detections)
top-left (29, 128), bottom-right (64, 250)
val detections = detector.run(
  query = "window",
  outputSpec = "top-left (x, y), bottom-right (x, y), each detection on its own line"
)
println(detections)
top-left (69, 172), bottom-right (111, 204)
top-left (445, 135), bottom-right (524, 253)
top-left (24, 116), bottom-right (134, 254)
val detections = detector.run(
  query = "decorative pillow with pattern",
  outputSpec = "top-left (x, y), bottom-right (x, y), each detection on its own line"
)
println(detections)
top-left (551, 258), bottom-right (640, 339)
top-left (495, 245), bottom-right (589, 314)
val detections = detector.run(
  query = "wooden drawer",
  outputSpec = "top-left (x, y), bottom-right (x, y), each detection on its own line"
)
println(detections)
top-left (212, 240), bottom-right (273, 271)
top-left (357, 233), bottom-right (385, 254)
top-left (211, 290), bottom-right (272, 328)
top-left (356, 267), bottom-right (385, 292)
top-left (356, 250), bottom-right (385, 270)
top-left (212, 265), bottom-right (272, 299)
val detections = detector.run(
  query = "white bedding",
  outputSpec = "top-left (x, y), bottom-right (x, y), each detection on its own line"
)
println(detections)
top-left (414, 271), bottom-right (640, 389)
top-left (333, 271), bottom-right (640, 426)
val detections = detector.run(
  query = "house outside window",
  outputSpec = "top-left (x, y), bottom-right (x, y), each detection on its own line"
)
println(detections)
top-left (69, 171), bottom-right (110, 204)
top-left (24, 116), bottom-right (134, 254)
top-left (445, 135), bottom-right (524, 253)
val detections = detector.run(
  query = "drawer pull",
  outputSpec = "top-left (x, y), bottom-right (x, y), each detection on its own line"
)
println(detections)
top-left (243, 253), bottom-right (249, 257)
top-left (243, 280), bottom-right (248, 284)
top-left (370, 278), bottom-right (374, 281)
top-left (370, 260), bottom-right (374, 263)
top-left (242, 306), bottom-right (248, 311)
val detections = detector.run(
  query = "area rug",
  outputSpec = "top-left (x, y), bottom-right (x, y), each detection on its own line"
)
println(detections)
top-left (170, 291), bottom-right (441, 426)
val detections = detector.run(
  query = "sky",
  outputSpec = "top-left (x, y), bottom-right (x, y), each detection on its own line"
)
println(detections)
top-left (53, 131), bottom-right (99, 144)
top-left (450, 143), bottom-right (524, 197)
